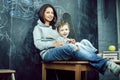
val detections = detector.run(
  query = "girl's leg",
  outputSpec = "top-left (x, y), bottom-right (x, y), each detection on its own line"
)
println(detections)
top-left (44, 44), bottom-right (120, 75)
top-left (80, 39), bottom-right (97, 52)
top-left (44, 44), bottom-right (107, 74)
top-left (44, 44), bottom-right (78, 61)
top-left (74, 45), bottom-right (108, 73)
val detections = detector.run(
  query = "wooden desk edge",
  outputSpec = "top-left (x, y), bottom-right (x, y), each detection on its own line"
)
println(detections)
top-left (42, 60), bottom-right (120, 64)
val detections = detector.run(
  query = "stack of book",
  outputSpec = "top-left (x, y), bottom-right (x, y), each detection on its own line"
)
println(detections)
top-left (102, 51), bottom-right (119, 60)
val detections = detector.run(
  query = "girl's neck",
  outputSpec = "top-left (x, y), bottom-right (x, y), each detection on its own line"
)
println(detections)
top-left (45, 22), bottom-right (50, 26)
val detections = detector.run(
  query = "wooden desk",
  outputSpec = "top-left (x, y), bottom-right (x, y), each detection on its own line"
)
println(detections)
top-left (0, 69), bottom-right (16, 80)
top-left (42, 61), bottom-right (95, 80)
top-left (42, 60), bottom-right (120, 80)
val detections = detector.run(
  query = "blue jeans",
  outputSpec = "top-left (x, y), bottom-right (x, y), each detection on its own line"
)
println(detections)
top-left (44, 44), bottom-right (108, 74)
top-left (78, 39), bottom-right (97, 52)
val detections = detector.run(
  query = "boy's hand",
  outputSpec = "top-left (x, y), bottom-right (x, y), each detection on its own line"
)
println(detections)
top-left (70, 39), bottom-right (76, 44)
top-left (67, 39), bottom-right (76, 44)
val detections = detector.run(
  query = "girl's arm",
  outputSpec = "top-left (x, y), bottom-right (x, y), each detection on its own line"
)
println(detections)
top-left (33, 26), bottom-right (55, 50)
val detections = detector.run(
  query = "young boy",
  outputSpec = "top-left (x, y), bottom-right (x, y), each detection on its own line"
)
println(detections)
top-left (56, 20), bottom-right (97, 52)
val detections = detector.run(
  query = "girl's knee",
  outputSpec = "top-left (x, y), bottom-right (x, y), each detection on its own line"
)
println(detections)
top-left (65, 44), bottom-right (74, 49)
top-left (66, 44), bottom-right (79, 51)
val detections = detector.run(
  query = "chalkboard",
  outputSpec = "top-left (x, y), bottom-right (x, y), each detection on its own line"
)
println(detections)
top-left (0, 0), bottom-right (98, 80)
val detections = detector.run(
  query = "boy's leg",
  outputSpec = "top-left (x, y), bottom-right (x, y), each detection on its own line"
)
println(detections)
top-left (80, 39), bottom-right (97, 52)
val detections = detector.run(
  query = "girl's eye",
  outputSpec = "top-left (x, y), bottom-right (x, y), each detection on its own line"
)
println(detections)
top-left (51, 12), bottom-right (54, 14)
top-left (46, 11), bottom-right (53, 14)
top-left (46, 11), bottom-right (50, 13)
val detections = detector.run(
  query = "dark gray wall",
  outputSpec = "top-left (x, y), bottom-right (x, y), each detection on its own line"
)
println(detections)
top-left (117, 0), bottom-right (120, 50)
top-left (98, 0), bottom-right (119, 80)
top-left (3, 0), bottom-right (119, 80)
top-left (98, 0), bottom-right (118, 52)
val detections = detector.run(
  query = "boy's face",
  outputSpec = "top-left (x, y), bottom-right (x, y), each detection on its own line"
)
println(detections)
top-left (58, 24), bottom-right (70, 38)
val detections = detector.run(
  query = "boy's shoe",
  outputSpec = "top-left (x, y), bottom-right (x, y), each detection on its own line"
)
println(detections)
top-left (107, 61), bottom-right (120, 77)
top-left (95, 50), bottom-right (98, 54)
top-left (97, 53), bottom-right (102, 57)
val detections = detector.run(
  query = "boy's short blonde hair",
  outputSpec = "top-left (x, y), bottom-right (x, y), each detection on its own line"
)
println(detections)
top-left (57, 20), bottom-right (70, 32)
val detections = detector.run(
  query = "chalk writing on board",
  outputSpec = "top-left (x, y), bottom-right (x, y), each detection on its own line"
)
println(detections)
top-left (0, 13), bottom-right (14, 46)
top-left (10, 0), bottom-right (35, 20)
top-left (1, 0), bottom-right (35, 20)
top-left (55, 6), bottom-right (65, 22)
top-left (0, 0), bottom-right (15, 49)
top-left (0, 12), bottom-right (9, 40)
top-left (1, 0), bottom-right (66, 21)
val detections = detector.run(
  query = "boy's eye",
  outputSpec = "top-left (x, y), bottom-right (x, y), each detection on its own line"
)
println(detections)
top-left (61, 30), bottom-right (64, 31)
top-left (65, 29), bottom-right (68, 31)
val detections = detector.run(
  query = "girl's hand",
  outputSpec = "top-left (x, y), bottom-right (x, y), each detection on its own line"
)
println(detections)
top-left (53, 42), bottom-right (64, 47)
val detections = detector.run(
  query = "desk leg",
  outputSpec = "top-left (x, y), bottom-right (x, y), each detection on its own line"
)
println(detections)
top-left (42, 63), bottom-right (46, 80)
top-left (11, 73), bottom-right (15, 80)
top-left (75, 65), bottom-right (81, 80)
top-left (85, 71), bottom-right (87, 80)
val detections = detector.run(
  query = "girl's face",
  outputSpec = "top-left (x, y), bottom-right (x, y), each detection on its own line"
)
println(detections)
top-left (44, 7), bottom-right (54, 25)
top-left (58, 24), bottom-right (70, 38)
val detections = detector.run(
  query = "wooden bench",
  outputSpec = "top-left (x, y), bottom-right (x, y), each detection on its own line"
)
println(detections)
top-left (42, 60), bottom-right (120, 80)
top-left (0, 69), bottom-right (16, 80)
